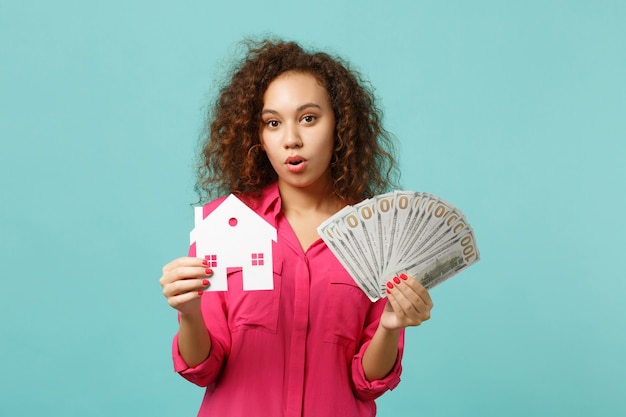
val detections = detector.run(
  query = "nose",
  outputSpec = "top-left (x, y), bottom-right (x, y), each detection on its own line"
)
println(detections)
top-left (283, 124), bottom-right (302, 149)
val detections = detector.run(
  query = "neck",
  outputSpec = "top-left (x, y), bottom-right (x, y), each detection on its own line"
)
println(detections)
top-left (278, 178), bottom-right (345, 216)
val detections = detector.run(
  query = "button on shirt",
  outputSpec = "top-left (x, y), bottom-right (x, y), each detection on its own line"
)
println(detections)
top-left (172, 183), bottom-right (404, 417)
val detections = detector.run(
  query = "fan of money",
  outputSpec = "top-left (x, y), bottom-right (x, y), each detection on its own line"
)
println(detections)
top-left (317, 191), bottom-right (480, 301)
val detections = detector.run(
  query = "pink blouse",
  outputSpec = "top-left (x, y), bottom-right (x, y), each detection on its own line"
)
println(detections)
top-left (172, 183), bottom-right (404, 416)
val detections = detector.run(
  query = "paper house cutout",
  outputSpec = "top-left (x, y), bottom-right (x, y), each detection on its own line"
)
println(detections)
top-left (190, 194), bottom-right (277, 291)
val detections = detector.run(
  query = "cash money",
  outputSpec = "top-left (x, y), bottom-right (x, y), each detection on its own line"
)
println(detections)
top-left (318, 191), bottom-right (480, 301)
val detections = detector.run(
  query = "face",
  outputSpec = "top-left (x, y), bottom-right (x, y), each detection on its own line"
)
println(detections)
top-left (260, 71), bottom-right (336, 192)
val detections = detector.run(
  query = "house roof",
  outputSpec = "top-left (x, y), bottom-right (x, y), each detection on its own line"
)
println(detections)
top-left (190, 194), bottom-right (277, 247)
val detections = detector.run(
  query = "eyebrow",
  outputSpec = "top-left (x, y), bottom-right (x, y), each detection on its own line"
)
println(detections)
top-left (261, 103), bottom-right (322, 116)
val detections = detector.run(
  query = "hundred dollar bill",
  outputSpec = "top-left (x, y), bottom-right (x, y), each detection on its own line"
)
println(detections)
top-left (392, 193), bottom-right (433, 267)
top-left (318, 191), bottom-right (480, 300)
top-left (352, 197), bottom-right (383, 276)
top-left (318, 208), bottom-right (380, 300)
top-left (390, 191), bottom-right (417, 262)
top-left (387, 191), bottom-right (426, 271)
top-left (337, 201), bottom-right (381, 277)
top-left (396, 225), bottom-right (480, 290)
top-left (398, 197), bottom-right (464, 262)
top-left (374, 192), bottom-right (398, 272)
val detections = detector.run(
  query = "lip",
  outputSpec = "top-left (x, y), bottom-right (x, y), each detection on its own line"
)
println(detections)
top-left (285, 155), bottom-right (307, 173)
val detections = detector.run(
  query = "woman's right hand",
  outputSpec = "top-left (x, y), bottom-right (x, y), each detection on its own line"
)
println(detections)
top-left (160, 257), bottom-right (213, 316)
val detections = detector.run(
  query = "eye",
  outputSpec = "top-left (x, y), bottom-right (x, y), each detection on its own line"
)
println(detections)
top-left (265, 120), bottom-right (280, 128)
top-left (301, 114), bottom-right (316, 124)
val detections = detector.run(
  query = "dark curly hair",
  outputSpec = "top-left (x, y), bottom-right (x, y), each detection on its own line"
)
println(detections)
top-left (196, 38), bottom-right (399, 205)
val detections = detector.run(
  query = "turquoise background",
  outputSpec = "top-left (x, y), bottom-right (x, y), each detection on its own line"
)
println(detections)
top-left (1, 0), bottom-right (625, 416)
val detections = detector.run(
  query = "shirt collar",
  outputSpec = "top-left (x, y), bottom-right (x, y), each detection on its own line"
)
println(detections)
top-left (260, 182), bottom-right (282, 219)
top-left (238, 182), bottom-right (282, 225)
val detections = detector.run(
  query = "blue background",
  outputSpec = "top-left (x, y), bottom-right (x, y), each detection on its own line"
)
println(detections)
top-left (1, 1), bottom-right (625, 416)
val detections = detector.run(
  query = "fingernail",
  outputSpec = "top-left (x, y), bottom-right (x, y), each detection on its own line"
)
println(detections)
top-left (393, 276), bottom-right (401, 285)
top-left (400, 273), bottom-right (408, 280)
top-left (197, 290), bottom-right (204, 296)
top-left (205, 268), bottom-right (213, 275)
top-left (386, 289), bottom-right (391, 295)
top-left (386, 281), bottom-right (393, 289)
top-left (202, 279), bottom-right (209, 286)
top-left (202, 259), bottom-right (208, 265)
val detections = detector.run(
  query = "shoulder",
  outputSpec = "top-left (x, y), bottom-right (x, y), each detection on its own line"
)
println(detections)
top-left (201, 183), bottom-right (278, 217)
top-left (201, 194), bottom-right (230, 217)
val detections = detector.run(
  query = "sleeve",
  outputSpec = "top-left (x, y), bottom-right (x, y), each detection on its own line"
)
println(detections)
top-left (350, 299), bottom-right (405, 401)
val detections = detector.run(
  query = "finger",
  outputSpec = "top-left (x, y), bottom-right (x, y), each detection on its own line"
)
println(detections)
top-left (389, 277), bottom-right (422, 318)
top-left (385, 285), bottom-right (404, 317)
top-left (167, 290), bottom-right (202, 310)
top-left (390, 276), bottom-right (433, 325)
top-left (393, 275), bottom-right (421, 302)
top-left (399, 273), bottom-right (434, 309)
top-left (163, 276), bottom-right (211, 298)
top-left (386, 284), bottom-right (426, 329)
top-left (162, 256), bottom-right (206, 275)
top-left (160, 265), bottom-right (214, 287)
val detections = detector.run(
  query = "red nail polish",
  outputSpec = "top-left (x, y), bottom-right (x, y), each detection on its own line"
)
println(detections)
top-left (400, 273), bottom-right (408, 280)
top-left (386, 281), bottom-right (393, 289)
top-left (197, 290), bottom-right (204, 296)
top-left (386, 289), bottom-right (391, 295)
top-left (393, 276), bottom-right (401, 284)
top-left (205, 268), bottom-right (213, 275)
top-left (202, 279), bottom-right (209, 286)
top-left (202, 259), bottom-right (208, 266)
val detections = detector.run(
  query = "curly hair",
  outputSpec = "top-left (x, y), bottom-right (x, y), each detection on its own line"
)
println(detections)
top-left (196, 38), bottom-right (399, 205)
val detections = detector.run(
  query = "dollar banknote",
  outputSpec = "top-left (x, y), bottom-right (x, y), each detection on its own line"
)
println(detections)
top-left (318, 191), bottom-right (480, 301)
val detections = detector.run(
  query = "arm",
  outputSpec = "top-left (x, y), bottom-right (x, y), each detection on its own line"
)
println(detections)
top-left (361, 324), bottom-right (401, 381)
top-left (362, 273), bottom-right (433, 381)
top-left (178, 309), bottom-right (212, 367)
top-left (160, 257), bottom-right (213, 367)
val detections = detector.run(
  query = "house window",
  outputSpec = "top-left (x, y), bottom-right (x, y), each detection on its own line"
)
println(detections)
top-left (204, 254), bottom-right (218, 268)
top-left (251, 253), bottom-right (264, 266)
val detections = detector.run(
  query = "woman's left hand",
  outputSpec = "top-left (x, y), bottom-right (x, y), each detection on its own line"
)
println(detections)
top-left (380, 273), bottom-right (433, 330)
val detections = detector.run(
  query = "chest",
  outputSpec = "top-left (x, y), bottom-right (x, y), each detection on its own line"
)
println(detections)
top-left (284, 211), bottom-right (328, 252)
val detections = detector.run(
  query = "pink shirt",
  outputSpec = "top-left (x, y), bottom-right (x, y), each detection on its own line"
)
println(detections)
top-left (172, 183), bottom-right (404, 417)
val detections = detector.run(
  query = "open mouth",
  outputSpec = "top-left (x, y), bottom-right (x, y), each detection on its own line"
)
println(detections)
top-left (285, 156), bottom-right (306, 172)
top-left (286, 156), bottom-right (305, 166)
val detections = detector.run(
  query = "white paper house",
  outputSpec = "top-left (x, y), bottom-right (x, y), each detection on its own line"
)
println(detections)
top-left (190, 194), bottom-right (277, 291)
